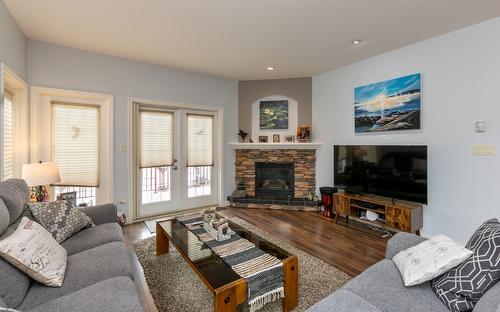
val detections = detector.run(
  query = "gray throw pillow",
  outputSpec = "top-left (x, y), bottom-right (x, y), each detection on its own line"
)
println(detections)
top-left (28, 201), bottom-right (94, 243)
top-left (431, 219), bottom-right (500, 312)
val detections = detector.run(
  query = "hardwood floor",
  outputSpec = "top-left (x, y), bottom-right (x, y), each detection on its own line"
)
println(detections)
top-left (123, 207), bottom-right (389, 311)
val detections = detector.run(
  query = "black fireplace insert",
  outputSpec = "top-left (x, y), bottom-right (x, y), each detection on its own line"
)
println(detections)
top-left (255, 162), bottom-right (294, 199)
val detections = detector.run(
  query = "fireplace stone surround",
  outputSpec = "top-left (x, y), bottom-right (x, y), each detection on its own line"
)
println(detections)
top-left (234, 149), bottom-right (316, 199)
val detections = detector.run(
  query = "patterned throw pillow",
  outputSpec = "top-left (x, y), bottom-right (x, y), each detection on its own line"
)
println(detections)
top-left (432, 219), bottom-right (500, 311)
top-left (393, 234), bottom-right (472, 286)
top-left (0, 217), bottom-right (67, 287)
top-left (29, 201), bottom-right (94, 243)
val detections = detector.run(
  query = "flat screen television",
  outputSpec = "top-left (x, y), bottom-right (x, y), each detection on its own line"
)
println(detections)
top-left (334, 145), bottom-right (427, 204)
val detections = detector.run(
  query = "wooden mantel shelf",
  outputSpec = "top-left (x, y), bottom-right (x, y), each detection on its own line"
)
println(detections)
top-left (228, 142), bottom-right (323, 150)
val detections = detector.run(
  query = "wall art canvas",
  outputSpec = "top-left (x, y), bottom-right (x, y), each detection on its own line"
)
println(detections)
top-left (354, 73), bottom-right (421, 133)
top-left (260, 100), bottom-right (289, 130)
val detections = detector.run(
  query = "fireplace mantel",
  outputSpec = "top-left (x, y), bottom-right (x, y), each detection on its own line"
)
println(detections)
top-left (228, 142), bottom-right (322, 150)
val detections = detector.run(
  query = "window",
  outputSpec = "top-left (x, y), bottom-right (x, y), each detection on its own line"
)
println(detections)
top-left (186, 114), bottom-right (214, 198)
top-left (3, 90), bottom-right (13, 180)
top-left (51, 102), bottom-right (100, 206)
top-left (1, 64), bottom-right (28, 181)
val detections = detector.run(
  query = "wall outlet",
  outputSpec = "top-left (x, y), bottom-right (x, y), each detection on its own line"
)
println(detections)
top-left (473, 144), bottom-right (495, 155)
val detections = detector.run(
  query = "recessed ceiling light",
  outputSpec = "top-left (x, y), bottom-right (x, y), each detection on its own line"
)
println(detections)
top-left (351, 39), bottom-right (362, 45)
top-left (267, 66), bottom-right (275, 71)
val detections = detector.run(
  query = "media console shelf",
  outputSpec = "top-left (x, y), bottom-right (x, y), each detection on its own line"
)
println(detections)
top-left (333, 192), bottom-right (423, 235)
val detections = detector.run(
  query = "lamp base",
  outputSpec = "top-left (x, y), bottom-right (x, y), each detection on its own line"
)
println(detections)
top-left (31, 185), bottom-right (49, 202)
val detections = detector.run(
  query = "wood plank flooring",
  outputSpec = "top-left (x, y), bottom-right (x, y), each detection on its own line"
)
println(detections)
top-left (123, 207), bottom-right (389, 311)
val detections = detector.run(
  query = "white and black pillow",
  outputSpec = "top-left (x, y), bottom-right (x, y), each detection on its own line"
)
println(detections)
top-left (29, 201), bottom-right (94, 243)
top-left (431, 219), bottom-right (500, 312)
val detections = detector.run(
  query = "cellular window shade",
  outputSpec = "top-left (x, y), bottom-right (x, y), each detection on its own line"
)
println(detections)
top-left (187, 114), bottom-right (214, 167)
top-left (51, 103), bottom-right (100, 187)
top-left (140, 110), bottom-right (174, 168)
top-left (3, 90), bottom-right (14, 180)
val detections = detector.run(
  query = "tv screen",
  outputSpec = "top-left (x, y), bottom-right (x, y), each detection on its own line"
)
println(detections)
top-left (334, 145), bottom-right (427, 204)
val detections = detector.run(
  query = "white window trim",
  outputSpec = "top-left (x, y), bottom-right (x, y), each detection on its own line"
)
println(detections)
top-left (0, 63), bottom-right (29, 179)
top-left (31, 86), bottom-right (113, 204)
top-left (127, 97), bottom-right (224, 222)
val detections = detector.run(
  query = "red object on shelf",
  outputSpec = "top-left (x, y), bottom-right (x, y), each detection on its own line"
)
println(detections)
top-left (320, 187), bottom-right (337, 218)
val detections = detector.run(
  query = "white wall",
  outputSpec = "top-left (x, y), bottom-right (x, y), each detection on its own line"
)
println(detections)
top-left (0, 1), bottom-right (26, 79)
top-left (27, 40), bottom-right (238, 217)
top-left (313, 17), bottom-right (500, 242)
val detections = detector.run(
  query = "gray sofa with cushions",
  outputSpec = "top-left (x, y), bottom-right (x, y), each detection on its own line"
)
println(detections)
top-left (307, 232), bottom-right (500, 312)
top-left (0, 179), bottom-right (144, 312)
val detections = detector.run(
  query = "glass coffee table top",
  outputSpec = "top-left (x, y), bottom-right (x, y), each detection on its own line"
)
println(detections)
top-left (158, 217), bottom-right (293, 290)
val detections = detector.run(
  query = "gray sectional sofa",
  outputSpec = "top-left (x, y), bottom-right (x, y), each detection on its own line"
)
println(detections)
top-left (307, 232), bottom-right (500, 312)
top-left (0, 179), bottom-right (144, 312)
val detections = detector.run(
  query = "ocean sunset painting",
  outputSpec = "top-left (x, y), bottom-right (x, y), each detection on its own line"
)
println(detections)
top-left (354, 73), bottom-right (421, 133)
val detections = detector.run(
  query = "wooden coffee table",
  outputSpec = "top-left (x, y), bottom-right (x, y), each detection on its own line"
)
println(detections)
top-left (156, 217), bottom-right (298, 312)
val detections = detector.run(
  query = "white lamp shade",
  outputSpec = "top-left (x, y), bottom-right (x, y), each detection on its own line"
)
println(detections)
top-left (22, 162), bottom-right (61, 187)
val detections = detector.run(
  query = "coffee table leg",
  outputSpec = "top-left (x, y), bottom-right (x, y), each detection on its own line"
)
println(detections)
top-left (282, 255), bottom-right (298, 312)
top-left (214, 285), bottom-right (237, 312)
top-left (156, 222), bottom-right (169, 256)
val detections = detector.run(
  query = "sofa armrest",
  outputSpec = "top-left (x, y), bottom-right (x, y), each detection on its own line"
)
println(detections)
top-left (385, 232), bottom-right (427, 259)
top-left (80, 204), bottom-right (117, 225)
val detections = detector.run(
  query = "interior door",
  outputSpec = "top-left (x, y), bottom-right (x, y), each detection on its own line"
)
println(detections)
top-left (136, 106), bottom-right (180, 218)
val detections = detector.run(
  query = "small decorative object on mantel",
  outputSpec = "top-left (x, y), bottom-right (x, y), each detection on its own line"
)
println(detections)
top-left (238, 129), bottom-right (249, 142)
top-left (249, 139), bottom-right (254, 143)
top-left (258, 135), bottom-right (268, 143)
top-left (297, 126), bottom-right (311, 142)
top-left (284, 135), bottom-right (295, 143)
top-left (272, 134), bottom-right (280, 143)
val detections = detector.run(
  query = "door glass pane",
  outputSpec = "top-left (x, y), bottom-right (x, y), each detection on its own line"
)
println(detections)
top-left (142, 166), bottom-right (172, 204)
top-left (188, 166), bottom-right (211, 198)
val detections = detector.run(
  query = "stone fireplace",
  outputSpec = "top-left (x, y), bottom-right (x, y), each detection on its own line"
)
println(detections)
top-left (255, 162), bottom-right (294, 199)
top-left (234, 149), bottom-right (316, 198)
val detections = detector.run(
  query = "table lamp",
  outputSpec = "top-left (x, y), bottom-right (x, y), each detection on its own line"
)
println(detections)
top-left (22, 161), bottom-right (61, 202)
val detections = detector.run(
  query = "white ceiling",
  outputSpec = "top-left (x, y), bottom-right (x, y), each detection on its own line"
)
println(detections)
top-left (5, 0), bottom-right (500, 80)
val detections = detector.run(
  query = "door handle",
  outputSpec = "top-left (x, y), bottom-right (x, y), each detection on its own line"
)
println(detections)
top-left (172, 165), bottom-right (178, 170)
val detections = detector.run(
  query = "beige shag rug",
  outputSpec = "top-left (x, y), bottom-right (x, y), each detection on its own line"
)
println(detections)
top-left (133, 214), bottom-right (350, 311)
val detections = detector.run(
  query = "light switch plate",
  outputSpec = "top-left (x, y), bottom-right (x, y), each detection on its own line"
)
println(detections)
top-left (473, 144), bottom-right (495, 155)
top-left (119, 144), bottom-right (127, 153)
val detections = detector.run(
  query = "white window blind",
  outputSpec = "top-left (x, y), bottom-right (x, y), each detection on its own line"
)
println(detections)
top-left (140, 110), bottom-right (174, 168)
top-left (3, 90), bottom-right (14, 180)
top-left (187, 114), bottom-right (214, 167)
top-left (51, 103), bottom-right (100, 187)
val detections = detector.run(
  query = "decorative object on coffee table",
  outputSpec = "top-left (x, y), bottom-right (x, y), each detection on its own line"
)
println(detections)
top-left (22, 161), bottom-right (61, 202)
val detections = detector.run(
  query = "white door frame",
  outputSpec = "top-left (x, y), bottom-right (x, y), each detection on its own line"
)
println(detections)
top-left (128, 97), bottom-right (224, 222)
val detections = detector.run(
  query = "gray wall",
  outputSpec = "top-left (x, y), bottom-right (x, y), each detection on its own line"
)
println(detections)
top-left (27, 40), bottom-right (238, 216)
top-left (313, 17), bottom-right (500, 242)
top-left (0, 0), bottom-right (26, 79)
top-left (238, 77), bottom-right (312, 133)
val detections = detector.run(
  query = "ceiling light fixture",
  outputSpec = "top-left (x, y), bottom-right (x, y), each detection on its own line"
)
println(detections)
top-left (351, 39), bottom-right (362, 45)
top-left (267, 66), bottom-right (275, 71)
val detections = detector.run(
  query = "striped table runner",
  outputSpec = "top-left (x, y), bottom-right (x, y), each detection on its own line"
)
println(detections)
top-left (177, 214), bottom-right (284, 312)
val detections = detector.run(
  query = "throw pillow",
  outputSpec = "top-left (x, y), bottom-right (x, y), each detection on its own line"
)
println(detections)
top-left (0, 217), bottom-right (67, 287)
top-left (432, 219), bottom-right (500, 312)
top-left (393, 234), bottom-right (472, 287)
top-left (29, 200), bottom-right (94, 243)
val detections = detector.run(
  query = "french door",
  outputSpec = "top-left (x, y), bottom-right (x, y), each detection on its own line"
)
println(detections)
top-left (134, 103), bottom-right (219, 219)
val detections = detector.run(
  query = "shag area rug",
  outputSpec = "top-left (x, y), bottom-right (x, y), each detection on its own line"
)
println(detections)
top-left (134, 215), bottom-right (351, 311)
